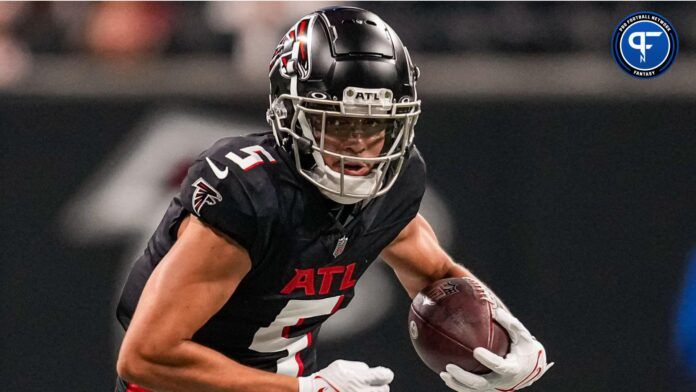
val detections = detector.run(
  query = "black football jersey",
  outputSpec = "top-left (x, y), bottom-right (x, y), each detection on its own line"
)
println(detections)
top-left (117, 131), bottom-right (426, 376)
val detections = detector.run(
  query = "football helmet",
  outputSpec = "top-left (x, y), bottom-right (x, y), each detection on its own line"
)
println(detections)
top-left (267, 6), bottom-right (420, 204)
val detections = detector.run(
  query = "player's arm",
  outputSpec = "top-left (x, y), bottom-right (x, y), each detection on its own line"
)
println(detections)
top-left (380, 213), bottom-right (472, 298)
top-left (116, 214), bottom-right (298, 392)
top-left (381, 213), bottom-right (553, 391)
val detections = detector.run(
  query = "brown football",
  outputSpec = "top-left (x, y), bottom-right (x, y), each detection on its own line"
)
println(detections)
top-left (408, 277), bottom-right (510, 374)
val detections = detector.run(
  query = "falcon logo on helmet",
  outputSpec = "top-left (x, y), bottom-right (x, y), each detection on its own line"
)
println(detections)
top-left (269, 16), bottom-right (315, 80)
top-left (191, 178), bottom-right (222, 215)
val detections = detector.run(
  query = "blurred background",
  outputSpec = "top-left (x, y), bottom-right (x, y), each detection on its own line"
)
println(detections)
top-left (1, 2), bottom-right (695, 391)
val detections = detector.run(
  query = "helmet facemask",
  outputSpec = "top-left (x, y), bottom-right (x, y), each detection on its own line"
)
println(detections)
top-left (269, 88), bottom-right (420, 204)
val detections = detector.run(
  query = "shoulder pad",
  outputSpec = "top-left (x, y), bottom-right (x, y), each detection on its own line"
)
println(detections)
top-left (198, 136), bottom-right (282, 216)
top-left (179, 136), bottom-right (281, 254)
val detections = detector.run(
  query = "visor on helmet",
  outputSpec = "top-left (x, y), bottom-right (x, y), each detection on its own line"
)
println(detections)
top-left (304, 113), bottom-right (403, 157)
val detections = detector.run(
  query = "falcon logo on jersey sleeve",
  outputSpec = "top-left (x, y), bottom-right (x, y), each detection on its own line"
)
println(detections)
top-left (191, 178), bottom-right (222, 215)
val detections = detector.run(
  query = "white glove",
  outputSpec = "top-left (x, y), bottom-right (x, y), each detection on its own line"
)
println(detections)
top-left (440, 281), bottom-right (554, 392)
top-left (298, 359), bottom-right (394, 392)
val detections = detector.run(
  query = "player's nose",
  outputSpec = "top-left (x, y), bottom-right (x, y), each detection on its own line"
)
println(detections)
top-left (342, 134), bottom-right (367, 155)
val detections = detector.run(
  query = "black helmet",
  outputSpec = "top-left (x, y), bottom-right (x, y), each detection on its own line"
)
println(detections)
top-left (267, 6), bottom-right (420, 204)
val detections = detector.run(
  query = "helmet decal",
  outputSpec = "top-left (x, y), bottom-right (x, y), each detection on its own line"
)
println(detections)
top-left (269, 15), bottom-right (315, 80)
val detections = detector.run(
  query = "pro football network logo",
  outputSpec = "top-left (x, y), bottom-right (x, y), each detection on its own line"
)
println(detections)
top-left (611, 11), bottom-right (678, 78)
top-left (191, 178), bottom-right (222, 215)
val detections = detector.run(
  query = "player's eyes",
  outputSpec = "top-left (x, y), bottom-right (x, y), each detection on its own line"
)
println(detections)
top-left (364, 120), bottom-right (381, 129)
top-left (335, 119), bottom-right (386, 131)
top-left (332, 119), bottom-right (353, 128)
top-left (308, 114), bottom-right (394, 139)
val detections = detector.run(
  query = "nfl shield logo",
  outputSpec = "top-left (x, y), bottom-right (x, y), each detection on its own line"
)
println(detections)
top-left (333, 236), bottom-right (348, 258)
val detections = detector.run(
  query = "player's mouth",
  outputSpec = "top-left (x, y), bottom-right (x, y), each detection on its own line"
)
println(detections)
top-left (334, 161), bottom-right (372, 176)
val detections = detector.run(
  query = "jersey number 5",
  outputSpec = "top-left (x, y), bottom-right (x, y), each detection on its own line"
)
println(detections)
top-left (225, 145), bottom-right (277, 171)
top-left (249, 295), bottom-right (344, 376)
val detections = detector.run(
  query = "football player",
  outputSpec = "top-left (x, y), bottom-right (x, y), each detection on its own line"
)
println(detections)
top-left (115, 6), bottom-right (552, 392)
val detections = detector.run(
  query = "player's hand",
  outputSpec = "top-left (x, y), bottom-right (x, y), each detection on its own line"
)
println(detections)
top-left (440, 290), bottom-right (553, 391)
top-left (298, 359), bottom-right (394, 392)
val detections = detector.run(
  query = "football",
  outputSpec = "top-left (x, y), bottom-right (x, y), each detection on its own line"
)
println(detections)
top-left (408, 277), bottom-right (510, 374)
